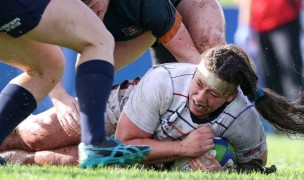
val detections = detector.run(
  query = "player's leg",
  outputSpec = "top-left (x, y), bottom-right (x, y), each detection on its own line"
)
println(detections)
top-left (0, 146), bottom-right (78, 166)
top-left (0, 77), bottom-right (142, 167)
top-left (22, 0), bottom-right (151, 167)
top-left (276, 18), bottom-right (303, 100)
top-left (25, 0), bottom-right (114, 65)
top-left (1, 78), bottom-right (143, 166)
top-left (31, 0), bottom-right (114, 152)
top-left (0, 77), bottom-right (133, 152)
top-left (0, 35), bottom-right (65, 103)
top-left (0, 34), bottom-right (65, 150)
top-left (0, 0), bottom-right (150, 167)
top-left (258, 32), bottom-right (284, 96)
top-left (0, 0), bottom-right (65, 166)
top-left (0, 107), bottom-right (80, 152)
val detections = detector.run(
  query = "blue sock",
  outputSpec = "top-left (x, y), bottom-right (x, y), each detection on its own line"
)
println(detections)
top-left (0, 84), bottom-right (37, 144)
top-left (76, 60), bottom-right (114, 146)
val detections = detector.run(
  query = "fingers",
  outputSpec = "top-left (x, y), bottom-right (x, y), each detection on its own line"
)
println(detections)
top-left (189, 157), bottom-right (210, 171)
top-left (59, 115), bottom-right (74, 136)
top-left (65, 114), bottom-right (81, 135)
top-left (71, 101), bottom-right (81, 130)
top-left (194, 124), bottom-right (214, 142)
top-left (58, 101), bottom-right (81, 136)
top-left (189, 154), bottom-right (223, 172)
top-left (196, 124), bottom-right (214, 135)
top-left (181, 124), bottom-right (215, 157)
top-left (71, 100), bottom-right (81, 134)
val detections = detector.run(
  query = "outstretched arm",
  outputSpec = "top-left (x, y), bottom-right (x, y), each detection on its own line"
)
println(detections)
top-left (115, 112), bottom-right (214, 165)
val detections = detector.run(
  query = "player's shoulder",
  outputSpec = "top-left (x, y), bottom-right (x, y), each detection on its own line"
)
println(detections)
top-left (225, 88), bottom-right (259, 121)
top-left (151, 63), bottom-right (197, 76)
top-left (141, 62), bottom-right (196, 88)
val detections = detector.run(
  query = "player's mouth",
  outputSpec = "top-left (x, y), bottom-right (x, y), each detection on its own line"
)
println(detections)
top-left (193, 100), bottom-right (203, 109)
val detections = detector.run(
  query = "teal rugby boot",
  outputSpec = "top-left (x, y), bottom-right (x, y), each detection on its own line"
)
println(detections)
top-left (78, 137), bottom-right (151, 168)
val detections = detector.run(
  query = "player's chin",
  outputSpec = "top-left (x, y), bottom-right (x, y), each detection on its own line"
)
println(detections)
top-left (189, 104), bottom-right (206, 118)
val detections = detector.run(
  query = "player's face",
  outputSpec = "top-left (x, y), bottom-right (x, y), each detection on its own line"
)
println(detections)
top-left (188, 72), bottom-right (232, 119)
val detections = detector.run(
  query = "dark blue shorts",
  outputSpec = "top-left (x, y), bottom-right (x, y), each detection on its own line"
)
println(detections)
top-left (104, 0), bottom-right (177, 41)
top-left (0, 0), bottom-right (50, 38)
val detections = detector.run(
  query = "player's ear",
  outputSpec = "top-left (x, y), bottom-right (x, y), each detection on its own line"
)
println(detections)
top-left (226, 90), bottom-right (237, 103)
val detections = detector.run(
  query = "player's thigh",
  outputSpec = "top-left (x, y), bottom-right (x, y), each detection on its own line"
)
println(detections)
top-left (0, 33), bottom-right (64, 74)
top-left (24, 0), bottom-right (114, 59)
top-left (114, 31), bottom-right (156, 71)
top-left (18, 107), bottom-right (80, 150)
top-left (176, 0), bottom-right (226, 52)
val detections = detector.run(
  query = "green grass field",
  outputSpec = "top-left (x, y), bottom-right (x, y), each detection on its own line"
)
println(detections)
top-left (0, 134), bottom-right (303, 180)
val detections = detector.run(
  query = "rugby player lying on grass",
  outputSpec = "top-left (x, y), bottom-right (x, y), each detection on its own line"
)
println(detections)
top-left (2, 44), bottom-right (303, 173)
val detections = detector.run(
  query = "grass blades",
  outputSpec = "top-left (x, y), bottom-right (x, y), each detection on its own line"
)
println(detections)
top-left (0, 134), bottom-right (304, 180)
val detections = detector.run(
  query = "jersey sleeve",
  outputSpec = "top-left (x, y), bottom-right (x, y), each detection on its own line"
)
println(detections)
top-left (140, 0), bottom-right (182, 41)
top-left (223, 108), bottom-right (268, 163)
top-left (123, 66), bottom-right (173, 134)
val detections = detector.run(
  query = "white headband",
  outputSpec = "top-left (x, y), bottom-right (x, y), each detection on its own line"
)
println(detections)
top-left (197, 62), bottom-right (235, 94)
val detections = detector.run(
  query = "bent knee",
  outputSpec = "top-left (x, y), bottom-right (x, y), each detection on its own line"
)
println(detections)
top-left (76, 29), bottom-right (115, 55)
top-left (25, 53), bottom-right (65, 81)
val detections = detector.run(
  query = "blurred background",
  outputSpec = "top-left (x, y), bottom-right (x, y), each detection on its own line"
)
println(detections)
top-left (1, 0), bottom-right (302, 133)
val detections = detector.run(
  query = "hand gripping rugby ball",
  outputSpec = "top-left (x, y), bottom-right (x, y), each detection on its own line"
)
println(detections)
top-left (173, 137), bottom-right (236, 171)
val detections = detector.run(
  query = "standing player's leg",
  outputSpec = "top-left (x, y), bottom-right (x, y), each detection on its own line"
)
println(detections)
top-left (24, 0), bottom-right (151, 167)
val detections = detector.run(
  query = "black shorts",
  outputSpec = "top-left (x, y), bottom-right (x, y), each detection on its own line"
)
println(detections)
top-left (0, 0), bottom-right (50, 38)
top-left (104, 0), bottom-right (177, 41)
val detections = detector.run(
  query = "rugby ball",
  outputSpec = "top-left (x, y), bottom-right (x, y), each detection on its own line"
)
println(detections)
top-left (173, 137), bottom-right (236, 171)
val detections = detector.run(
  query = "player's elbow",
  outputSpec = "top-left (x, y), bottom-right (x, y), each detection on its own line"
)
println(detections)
top-left (195, 30), bottom-right (226, 53)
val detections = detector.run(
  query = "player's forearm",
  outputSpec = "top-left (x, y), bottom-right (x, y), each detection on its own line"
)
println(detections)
top-left (48, 81), bottom-right (67, 105)
top-left (163, 23), bottom-right (201, 64)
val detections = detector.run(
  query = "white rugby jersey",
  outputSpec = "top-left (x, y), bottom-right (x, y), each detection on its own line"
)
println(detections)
top-left (107, 63), bottom-right (267, 163)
